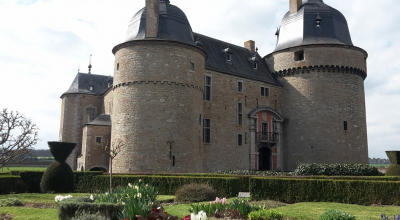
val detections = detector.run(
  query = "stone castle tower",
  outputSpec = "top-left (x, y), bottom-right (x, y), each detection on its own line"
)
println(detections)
top-left (265, 0), bottom-right (368, 170)
top-left (110, 0), bottom-right (206, 172)
top-left (59, 0), bottom-right (368, 172)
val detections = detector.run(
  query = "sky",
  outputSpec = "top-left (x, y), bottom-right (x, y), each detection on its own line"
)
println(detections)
top-left (0, 0), bottom-right (399, 159)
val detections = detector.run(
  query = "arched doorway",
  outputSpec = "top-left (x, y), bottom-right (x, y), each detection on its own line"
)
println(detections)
top-left (258, 147), bottom-right (272, 171)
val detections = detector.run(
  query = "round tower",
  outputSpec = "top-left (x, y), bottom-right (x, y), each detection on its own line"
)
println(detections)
top-left (265, 0), bottom-right (368, 170)
top-left (111, 0), bottom-right (206, 173)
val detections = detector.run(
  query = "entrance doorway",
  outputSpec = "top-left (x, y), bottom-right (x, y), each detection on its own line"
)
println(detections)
top-left (258, 147), bottom-right (272, 170)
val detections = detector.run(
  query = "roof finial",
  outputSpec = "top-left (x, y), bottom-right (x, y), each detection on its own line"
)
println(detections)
top-left (88, 54), bottom-right (92, 74)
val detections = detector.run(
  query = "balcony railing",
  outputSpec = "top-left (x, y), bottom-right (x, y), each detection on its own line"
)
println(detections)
top-left (256, 132), bottom-right (279, 143)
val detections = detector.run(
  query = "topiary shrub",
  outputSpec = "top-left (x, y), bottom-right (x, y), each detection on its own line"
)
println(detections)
top-left (385, 151), bottom-right (400, 176)
top-left (70, 211), bottom-right (110, 220)
top-left (40, 141), bottom-right (76, 193)
top-left (174, 183), bottom-right (217, 203)
top-left (319, 209), bottom-right (355, 220)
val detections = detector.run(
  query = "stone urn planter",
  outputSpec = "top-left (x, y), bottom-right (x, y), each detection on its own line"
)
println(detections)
top-left (385, 151), bottom-right (400, 176)
top-left (40, 141), bottom-right (76, 193)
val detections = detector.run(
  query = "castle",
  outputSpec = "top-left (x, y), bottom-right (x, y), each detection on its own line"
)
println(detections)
top-left (59, 0), bottom-right (369, 172)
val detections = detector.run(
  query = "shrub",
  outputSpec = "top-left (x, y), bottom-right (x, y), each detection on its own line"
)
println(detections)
top-left (19, 171), bottom-right (43, 193)
top-left (0, 198), bottom-right (23, 207)
top-left (294, 163), bottom-right (381, 176)
top-left (248, 209), bottom-right (284, 220)
top-left (41, 161), bottom-right (75, 193)
top-left (319, 209), bottom-right (355, 220)
top-left (175, 183), bottom-right (216, 203)
top-left (0, 176), bottom-right (27, 194)
top-left (70, 211), bottom-right (110, 220)
top-left (250, 177), bottom-right (400, 205)
top-left (386, 164), bottom-right (400, 176)
top-left (57, 198), bottom-right (121, 220)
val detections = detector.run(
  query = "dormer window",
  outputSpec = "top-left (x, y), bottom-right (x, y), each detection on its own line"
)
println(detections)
top-left (222, 47), bottom-right (233, 62)
top-left (316, 13), bottom-right (322, 27)
top-left (253, 62), bottom-right (258, 69)
top-left (89, 85), bottom-right (94, 91)
top-left (226, 53), bottom-right (231, 61)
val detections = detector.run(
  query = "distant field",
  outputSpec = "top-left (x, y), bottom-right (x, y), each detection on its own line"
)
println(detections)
top-left (0, 166), bottom-right (47, 172)
top-left (370, 164), bottom-right (390, 168)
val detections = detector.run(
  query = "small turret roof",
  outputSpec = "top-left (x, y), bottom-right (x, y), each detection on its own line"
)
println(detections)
top-left (62, 73), bottom-right (113, 97)
top-left (275, 0), bottom-right (353, 51)
top-left (126, 0), bottom-right (194, 45)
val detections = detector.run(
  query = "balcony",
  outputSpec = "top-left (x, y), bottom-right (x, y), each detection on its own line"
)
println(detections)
top-left (256, 132), bottom-right (279, 143)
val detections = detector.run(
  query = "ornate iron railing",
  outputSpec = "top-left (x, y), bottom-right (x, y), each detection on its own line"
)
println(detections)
top-left (256, 132), bottom-right (279, 143)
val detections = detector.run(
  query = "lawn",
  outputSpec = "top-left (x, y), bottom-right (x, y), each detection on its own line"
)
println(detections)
top-left (1, 193), bottom-right (399, 220)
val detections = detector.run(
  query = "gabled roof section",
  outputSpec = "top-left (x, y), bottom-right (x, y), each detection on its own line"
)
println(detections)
top-left (86, 114), bottom-right (111, 127)
top-left (194, 33), bottom-right (281, 86)
top-left (62, 73), bottom-right (113, 97)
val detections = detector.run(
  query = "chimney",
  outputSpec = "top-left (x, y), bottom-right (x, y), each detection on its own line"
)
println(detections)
top-left (289, 0), bottom-right (302, 14)
top-left (145, 0), bottom-right (159, 38)
top-left (244, 40), bottom-right (256, 53)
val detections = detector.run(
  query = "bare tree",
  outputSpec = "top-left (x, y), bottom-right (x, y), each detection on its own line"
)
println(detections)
top-left (99, 139), bottom-right (124, 192)
top-left (0, 108), bottom-right (39, 169)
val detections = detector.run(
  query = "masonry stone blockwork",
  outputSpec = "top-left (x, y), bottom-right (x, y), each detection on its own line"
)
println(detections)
top-left (59, 0), bottom-right (369, 172)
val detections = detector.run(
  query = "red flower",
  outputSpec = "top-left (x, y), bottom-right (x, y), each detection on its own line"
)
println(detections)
top-left (181, 215), bottom-right (191, 220)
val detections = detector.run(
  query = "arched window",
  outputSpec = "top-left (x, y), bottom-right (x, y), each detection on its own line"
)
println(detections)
top-left (86, 107), bottom-right (96, 122)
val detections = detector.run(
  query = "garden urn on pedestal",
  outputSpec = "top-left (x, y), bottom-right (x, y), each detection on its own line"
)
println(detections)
top-left (385, 151), bottom-right (400, 176)
top-left (40, 141), bottom-right (76, 193)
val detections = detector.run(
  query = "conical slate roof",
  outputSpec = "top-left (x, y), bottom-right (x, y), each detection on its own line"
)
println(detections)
top-left (275, 0), bottom-right (353, 51)
top-left (125, 0), bottom-right (194, 45)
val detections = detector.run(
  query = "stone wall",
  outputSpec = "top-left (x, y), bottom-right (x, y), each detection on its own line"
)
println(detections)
top-left (266, 45), bottom-right (368, 170)
top-left (111, 40), bottom-right (206, 173)
top-left (78, 125), bottom-right (111, 171)
top-left (202, 70), bottom-right (282, 172)
top-left (59, 94), bottom-right (103, 170)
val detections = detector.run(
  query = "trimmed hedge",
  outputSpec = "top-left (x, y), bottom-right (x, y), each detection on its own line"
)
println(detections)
top-left (294, 163), bottom-right (381, 176)
top-left (73, 171), bottom-right (103, 193)
top-left (58, 197), bottom-right (121, 220)
top-left (88, 175), bottom-right (239, 197)
top-left (0, 176), bottom-right (27, 194)
top-left (250, 177), bottom-right (400, 205)
top-left (19, 171), bottom-right (43, 193)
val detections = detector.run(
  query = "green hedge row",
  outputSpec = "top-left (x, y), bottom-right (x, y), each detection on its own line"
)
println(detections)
top-left (58, 197), bottom-right (121, 220)
top-left (250, 177), bottom-right (400, 205)
top-left (82, 175), bottom-right (240, 197)
top-left (0, 176), bottom-right (28, 194)
top-left (294, 163), bottom-right (382, 176)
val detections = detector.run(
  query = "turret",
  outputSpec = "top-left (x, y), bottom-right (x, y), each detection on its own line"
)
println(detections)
top-left (111, 0), bottom-right (206, 173)
top-left (265, 0), bottom-right (368, 170)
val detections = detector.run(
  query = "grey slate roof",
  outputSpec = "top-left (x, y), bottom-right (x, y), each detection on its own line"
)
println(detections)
top-left (275, 0), bottom-right (353, 51)
top-left (126, 0), bottom-right (194, 45)
top-left (62, 72), bottom-right (113, 97)
top-left (194, 33), bottom-right (281, 86)
top-left (86, 114), bottom-right (111, 126)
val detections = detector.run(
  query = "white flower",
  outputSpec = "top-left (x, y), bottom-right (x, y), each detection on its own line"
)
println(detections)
top-left (105, 192), bottom-right (109, 196)
top-left (122, 201), bottom-right (125, 205)
top-left (128, 183), bottom-right (132, 187)
top-left (137, 193), bottom-right (142, 198)
top-left (134, 185), bottom-right (139, 190)
top-left (139, 179), bottom-right (142, 183)
top-left (90, 195), bottom-right (94, 201)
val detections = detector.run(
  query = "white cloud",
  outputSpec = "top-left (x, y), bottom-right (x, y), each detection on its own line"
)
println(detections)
top-left (0, 0), bottom-right (399, 159)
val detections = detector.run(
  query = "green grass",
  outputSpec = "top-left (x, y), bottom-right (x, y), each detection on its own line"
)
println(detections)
top-left (276, 202), bottom-right (400, 220)
top-left (0, 167), bottom-right (47, 172)
top-left (369, 164), bottom-right (390, 168)
top-left (1, 194), bottom-right (399, 220)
